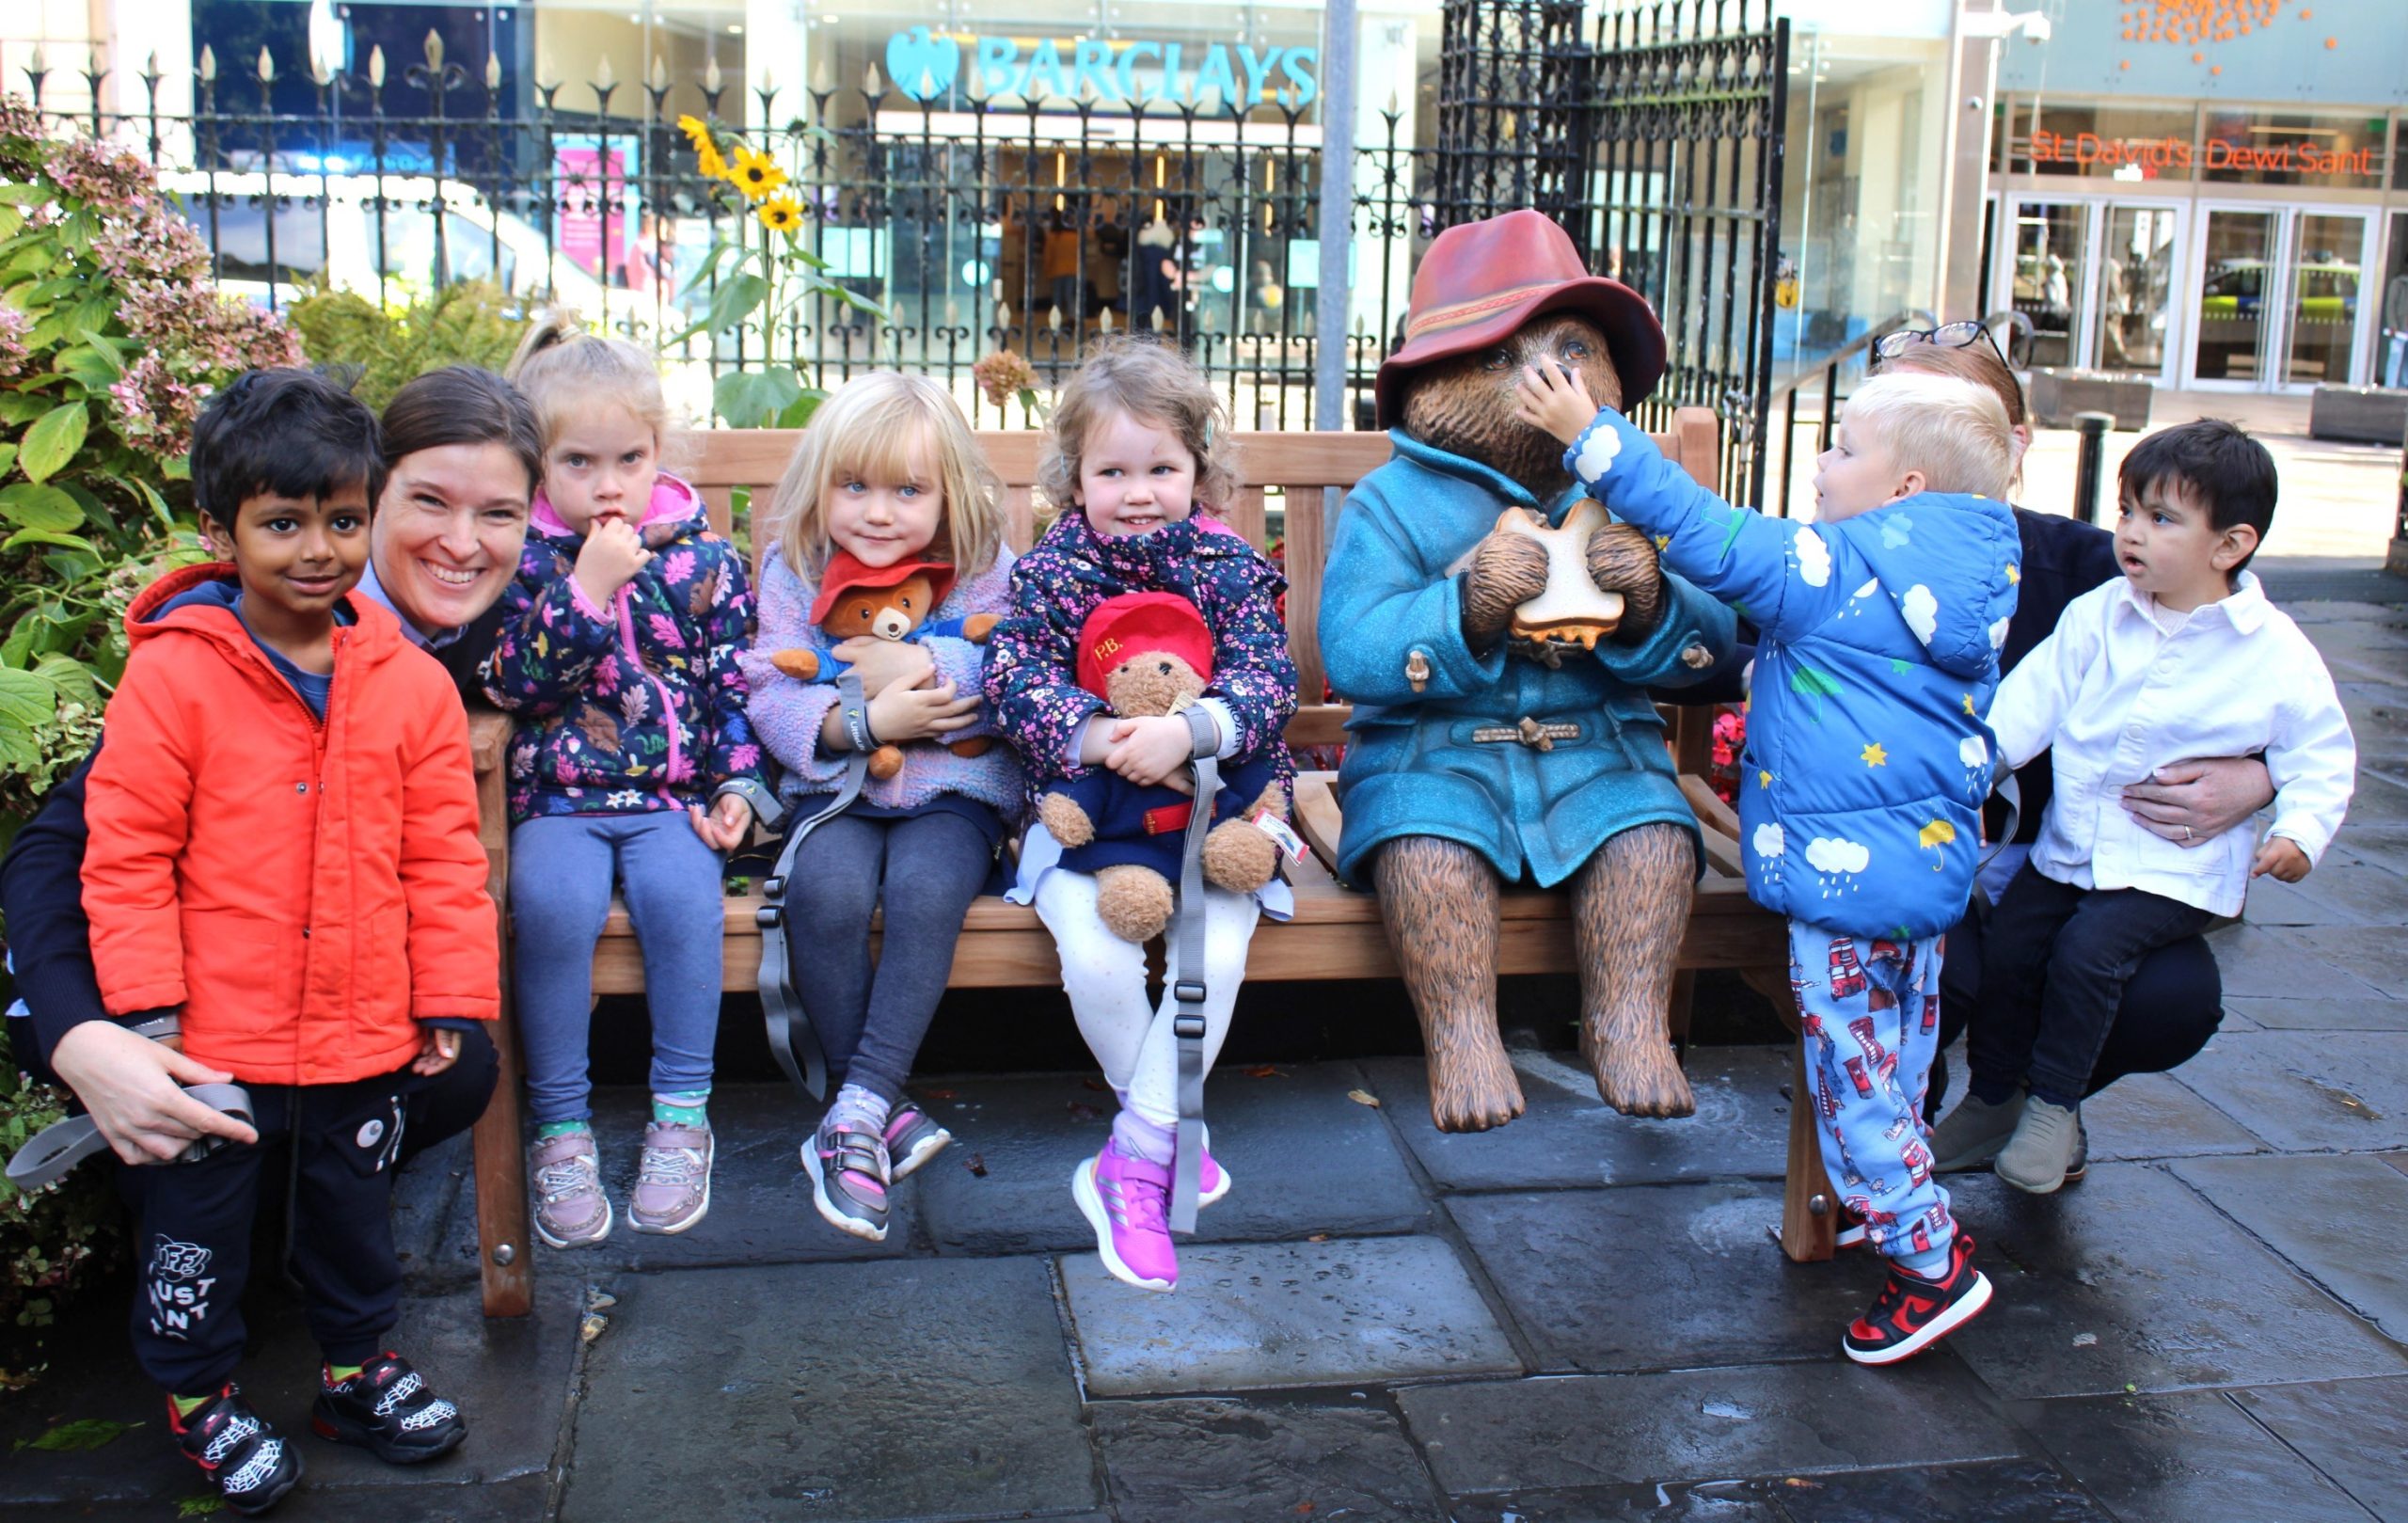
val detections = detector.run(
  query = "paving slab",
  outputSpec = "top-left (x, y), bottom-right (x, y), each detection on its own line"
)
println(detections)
top-left (2335, 822), bottom-right (2408, 877)
top-left (48, 1474), bottom-right (555, 1523)
top-left (2077, 1070), bottom-right (2266, 1164)
top-left (2223, 995), bottom-right (2408, 1032)
top-left (2012, 1390), bottom-right (2375, 1523)
top-left (1761, 1459), bottom-right (2112, 1523)
top-left (2167, 1028), bottom-right (2408, 1152)
top-left (1449, 1483), bottom-right (1782, 1522)
top-left (1360, 1045), bottom-right (1795, 1192)
top-left (564, 1258), bottom-right (1093, 1523)
top-left (432, 1085), bottom-right (911, 1282)
top-left (1087, 1396), bottom-right (1447, 1521)
top-left (2228, 1376), bottom-right (2408, 1521)
top-left (911, 1064), bottom-right (1429, 1256)
top-left (391, 1126), bottom-right (472, 1289)
top-left (2278, 926), bottom-right (2408, 1000)
top-left (1395, 1357), bottom-right (2022, 1496)
top-left (2170, 1152), bottom-right (2408, 1340)
top-left (1062, 1236), bottom-right (1519, 1397)
top-left (2202, 922), bottom-right (2390, 1001)
top-left (2241, 852), bottom-right (2408, 928)
top-left (1447, 1182), bottom-right (1892, 1372)
top-left (0, 1277), bottom-right (581, 1505)
top-left (1941, 1164), bottom-right (2408, 1399)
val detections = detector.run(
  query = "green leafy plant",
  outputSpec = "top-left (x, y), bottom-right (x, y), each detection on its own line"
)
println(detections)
top-left (284, 278), bottom-right (530, 412)
top-left (669, 114), bottom-right (890, 427)
top-left (0, 95), bottom-right (299, 848)
top-left (0, 1021), bottom-right (120, 1348)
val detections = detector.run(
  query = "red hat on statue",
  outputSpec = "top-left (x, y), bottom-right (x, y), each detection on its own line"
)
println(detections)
top-left (1373, 208), bottom-right (1667, 429)
top-left (1077, 593), bottom-right (1215, 699)
top-left (808, 551), bottom-right (958, 626)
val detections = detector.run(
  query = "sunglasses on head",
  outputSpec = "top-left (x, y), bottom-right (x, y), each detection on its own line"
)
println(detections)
top-left (1873, 321), bottom-right (2009, 367)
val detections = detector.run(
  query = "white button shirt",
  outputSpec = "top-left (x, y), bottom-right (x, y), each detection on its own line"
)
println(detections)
top-left (1986, 570), bottom-right (2354, 917)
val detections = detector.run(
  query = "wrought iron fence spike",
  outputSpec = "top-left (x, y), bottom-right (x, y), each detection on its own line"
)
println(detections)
top-left (256, 45), bottom-right (274, 84)
top-left (422, 29), bottom-right (443, 73)
top-left (651, 54), bottom-right (668, 92)
top-left (705, 56), bottom-right (723, 93)
top-left (370, 43), bottom-right (386, 87)
top-left (535, 51), bottom-right (556, 90)
top-left (595, 55), bottom-right (616, 92)
top-left (198, 43), bottom-right (215, 83)
top-left (865, 61), bottom-right (881, 96)
top-left (487, 53), bottom-right (502, 91)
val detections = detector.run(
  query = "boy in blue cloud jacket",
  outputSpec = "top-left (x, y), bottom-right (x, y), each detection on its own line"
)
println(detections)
top-left (1518, 364), bottom-right (2021, 1367)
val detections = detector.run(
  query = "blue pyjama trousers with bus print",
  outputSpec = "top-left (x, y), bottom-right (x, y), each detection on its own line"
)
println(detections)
top-left (1787, 917), bottom-right (1954, 1277)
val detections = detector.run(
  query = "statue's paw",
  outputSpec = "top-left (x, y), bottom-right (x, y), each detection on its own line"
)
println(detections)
top-left (1590, 1034), bottom-right (1695, 1119)
top-left (1428, 1043), bottom-right (1527, 1134)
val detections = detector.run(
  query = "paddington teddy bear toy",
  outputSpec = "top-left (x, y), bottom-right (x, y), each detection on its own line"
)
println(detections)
top-left (769, 551), bottom-right (999, 780)
top-left (1319, 209), bottom-right (1737, 1133)
top-left (1036, 593), bottom-right (1290, 943)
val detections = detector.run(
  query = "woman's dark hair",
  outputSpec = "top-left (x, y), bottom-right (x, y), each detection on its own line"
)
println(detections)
top-left (191, 368), bottom-right (383, 524)
top-left (377, 365), bottom-right (543, 493)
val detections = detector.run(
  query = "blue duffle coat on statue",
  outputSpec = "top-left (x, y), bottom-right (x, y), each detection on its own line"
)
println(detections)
top-left (1319, 432), bottom-right (1738, 889)
top-left (1561, 407), bottom-right (2021, 940)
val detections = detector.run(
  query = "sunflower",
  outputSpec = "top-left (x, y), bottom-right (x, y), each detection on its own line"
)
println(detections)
top-left (676, 113), bottom-right (713, 152)
top-left (757, 194), bottom-right (803, 235)
top-left (695, 138), bottom-right (728, 182)
top-left (726, 145), bottom-right (787, 201)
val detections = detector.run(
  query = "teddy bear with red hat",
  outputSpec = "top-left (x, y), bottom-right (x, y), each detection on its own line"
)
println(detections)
top-left (768, 550), bottom-right (1000, 781)
top-left (1319, 208), bottom-right (1738, 1132)
top-left (1034, 593), bottom-right (1290, 943)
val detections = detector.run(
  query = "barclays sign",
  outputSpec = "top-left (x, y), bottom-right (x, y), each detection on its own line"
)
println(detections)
top-left (882, 26), bottom-right (1321, 108)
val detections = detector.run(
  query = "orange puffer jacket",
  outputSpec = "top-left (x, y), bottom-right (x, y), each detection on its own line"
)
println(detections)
top-left (84, 564), bottom-right (500, 1085)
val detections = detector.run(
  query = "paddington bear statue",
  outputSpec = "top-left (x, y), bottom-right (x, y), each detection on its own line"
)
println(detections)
top-left (1320, 209), bottom-right (1737, 1132)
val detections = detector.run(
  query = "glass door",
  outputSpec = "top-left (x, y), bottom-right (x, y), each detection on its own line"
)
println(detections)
top-left (2191, 208), bottom-right (2279, 385)
top-left (2383, 212), bottom-right (2408, 389)
top-left (2280, 211), bottom-right (2371, 387)
top-left (2091, 204), bottom-right (2182, 383)
top-left (2008, 202), bottom-right (2089, 368)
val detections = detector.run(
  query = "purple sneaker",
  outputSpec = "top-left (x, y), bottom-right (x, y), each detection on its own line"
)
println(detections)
top-left (883, 1099), bottom-right (954, 1182)
top-left (802, 1118), bottom-right (891, 1242)
top-left (530, 1130), bottom-right (610, 1249)
top-left (1073, 1139), bottom-right (1178, 1292)
top-left (628, 1121), bottom-right (713, 1235)
top-left (1196, 1138), bottom-right (1231, 1209)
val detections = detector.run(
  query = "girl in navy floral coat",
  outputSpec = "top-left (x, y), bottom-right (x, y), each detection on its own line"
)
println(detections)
top-left (483, 315), bottom-right (768, 1250)
top-left (986, 338), bottom-right (1296, 1293)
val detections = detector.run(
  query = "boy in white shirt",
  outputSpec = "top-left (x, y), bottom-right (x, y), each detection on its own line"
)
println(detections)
top-left (1949, 420), bottom-right (2354, 1193)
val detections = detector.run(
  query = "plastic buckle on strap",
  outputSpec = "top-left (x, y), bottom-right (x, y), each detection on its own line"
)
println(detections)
top-left (1172, 980), bottom-right (1207, 1007)
top-left (1173, 1014), bottom-right (1207, 1040)
top-left (755, 904), bottom-right (783, 929)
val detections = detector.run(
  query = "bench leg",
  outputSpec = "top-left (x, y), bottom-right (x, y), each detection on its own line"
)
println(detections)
top-left (471, 1012), bottom-right (533, 1317)
top-left (1780, 1039), bottom-right (1838, 1263)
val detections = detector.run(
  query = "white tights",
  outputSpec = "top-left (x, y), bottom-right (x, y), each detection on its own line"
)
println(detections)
top-left (1032, 869), bottom-right (1259, 1130)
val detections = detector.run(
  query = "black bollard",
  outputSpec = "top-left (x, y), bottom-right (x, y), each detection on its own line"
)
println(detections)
top-left (2071, 410), bottom-right (2115, 526)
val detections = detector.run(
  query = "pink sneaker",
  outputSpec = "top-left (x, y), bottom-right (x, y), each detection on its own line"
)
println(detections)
top-left (1072, 1139), bottom-right (1179, 1292)
top-left (1196, 1149), bottom-right (1231, 1209)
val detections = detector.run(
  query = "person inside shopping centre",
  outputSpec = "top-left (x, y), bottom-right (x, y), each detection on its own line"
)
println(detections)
top-left (1879, 325), bottom-right (2277, 1158)
top-left (0, 365), bottom-right (541, 1172)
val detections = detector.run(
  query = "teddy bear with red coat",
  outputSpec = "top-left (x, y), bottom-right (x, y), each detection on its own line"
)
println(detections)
top-left (769, 550), bottom-right (1000, 780)
top-left (1035, 593), bottom-right (1290, 943)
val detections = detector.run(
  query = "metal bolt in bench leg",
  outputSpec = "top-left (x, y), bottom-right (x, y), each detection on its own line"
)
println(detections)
top-left (492, 1243), bottom-right (516, 1266)
top-left (1808, 1194), bottom-right (1830, 1217)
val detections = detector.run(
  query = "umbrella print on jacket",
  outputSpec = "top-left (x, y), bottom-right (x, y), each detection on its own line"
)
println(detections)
top-left (1917, 817), bottom-right (1956, 870)
top-left (1804, 835), bottom-right (1870, 898)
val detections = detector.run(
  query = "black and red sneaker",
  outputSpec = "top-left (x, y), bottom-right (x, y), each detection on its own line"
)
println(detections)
top-left (167, 1384), bottom-right (301, 1515)
top-left (309, 1352), bottom-right (467, 1464)
top-left (1842, 1231), bottom-right (1993, 1366)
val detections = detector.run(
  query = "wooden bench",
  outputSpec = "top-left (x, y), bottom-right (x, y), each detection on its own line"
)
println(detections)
top-left (463, 418), bottom-right (1834, 1319)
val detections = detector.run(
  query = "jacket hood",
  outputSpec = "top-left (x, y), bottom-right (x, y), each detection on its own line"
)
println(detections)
top-left (1831, 493), bottom-right (2020, 679)
top-left (124, 562), bottom-right (402, 660)
top-left (530, 472), bottom-right (706, 544)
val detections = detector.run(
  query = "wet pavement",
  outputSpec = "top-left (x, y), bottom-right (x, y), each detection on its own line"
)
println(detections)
top-left (8, 594), bottom-right (2408, 1520)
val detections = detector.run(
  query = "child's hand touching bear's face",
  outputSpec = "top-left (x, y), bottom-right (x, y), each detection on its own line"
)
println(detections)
top-left (1513, 361), bottom-right (1603, 447)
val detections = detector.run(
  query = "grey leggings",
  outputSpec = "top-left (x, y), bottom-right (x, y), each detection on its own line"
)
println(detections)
top-left (784, 809), bottom-right (993, 1102)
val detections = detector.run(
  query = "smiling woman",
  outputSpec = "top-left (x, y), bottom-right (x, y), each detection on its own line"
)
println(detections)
top-left (356, 367), bottom-right (545, 695)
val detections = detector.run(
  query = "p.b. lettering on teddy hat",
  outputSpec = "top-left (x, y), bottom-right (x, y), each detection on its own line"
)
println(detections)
top-left (1076, 592), bottom-right (1216, 699)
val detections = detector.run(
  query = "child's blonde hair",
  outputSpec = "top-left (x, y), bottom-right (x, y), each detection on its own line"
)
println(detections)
top-left (1837, 372), bottom-right (2014, 500)
top-left (506, 309), bottom-right (675, 460)
top-left (760, 371), bottom-right (1006, 583)
top-left (1037, 336), bottom-right (1240, 519)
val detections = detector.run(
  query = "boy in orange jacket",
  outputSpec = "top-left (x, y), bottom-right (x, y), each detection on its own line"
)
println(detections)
top-left (82, 370), bottom-right (498, 1515)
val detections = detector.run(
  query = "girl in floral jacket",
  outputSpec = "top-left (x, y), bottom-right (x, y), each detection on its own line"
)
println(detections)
top-left (483, 314), bottom-right (768, 1249)
top-left (985, 337), bottom-right (1296, 1293)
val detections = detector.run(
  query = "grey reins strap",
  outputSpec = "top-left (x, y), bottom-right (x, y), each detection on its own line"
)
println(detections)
top-left (757, 672), bottom-right (871, 1103)
top-left (1167, 706), bottom-right (1222, 1235)
top-left (7, 1082), bottom-right (255, 1191)
top-left (1981, 770), bottom-right (2022, 876)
